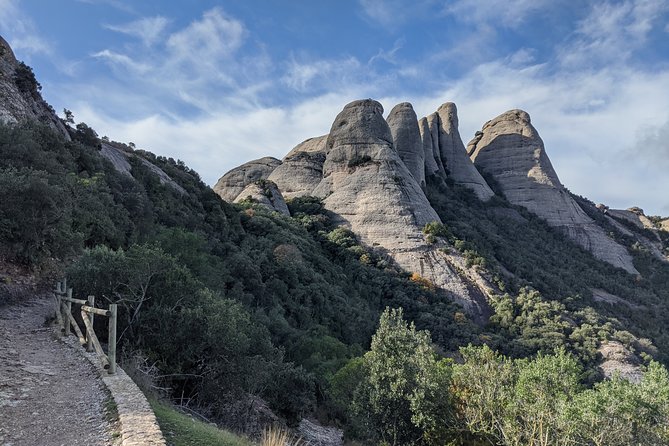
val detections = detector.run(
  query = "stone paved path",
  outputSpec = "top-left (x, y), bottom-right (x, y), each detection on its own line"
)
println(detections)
top-left (0, 297), bottom-right (116, 446)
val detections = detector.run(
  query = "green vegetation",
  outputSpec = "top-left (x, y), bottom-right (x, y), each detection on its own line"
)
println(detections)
top-left (334, 308), bottom-right (669, 445)
top-left (3, 117), bottom-right (669, 442)
top-left (13, 61), bottom-right (42, 97)
top-left (150, 399), bottom-right (252, 446)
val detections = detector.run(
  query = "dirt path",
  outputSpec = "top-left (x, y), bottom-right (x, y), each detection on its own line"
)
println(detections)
top-left (0, 296), bottom-right (116, 445)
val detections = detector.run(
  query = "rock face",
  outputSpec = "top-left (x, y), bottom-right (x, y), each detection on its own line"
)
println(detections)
top-left (233, 180), bottom-right (290, 215)
top-left (469, 109), bottom-right (638, 274)
top-left (419, 117), bottom-right (440, 177)
top-left (607, 207), bottom-right (657, 231)
top-left (0, 35), bottom-right (69, 139)
top-left (267, 135), bottom-right (327, 199)
top-left (598, 341), bottom-right (643, 383)
top-left (213, 157), bottom-right (281, 202)
top-left (312, 99), bottom-right (488, 314)
top-left (435, 103), bottom-right (494, 200)
top-left (386, 103), bottom-right (425, 188)
top-left (100, 142), bottom-right (186, 194)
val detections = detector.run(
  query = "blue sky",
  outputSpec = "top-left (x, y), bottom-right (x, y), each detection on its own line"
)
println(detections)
top-left (2, 0), bottom-right (669, 215)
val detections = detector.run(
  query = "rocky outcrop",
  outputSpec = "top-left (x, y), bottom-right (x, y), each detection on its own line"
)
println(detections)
top-left (312, 99), bottom-right (489, 315)
top-left (662, 219), bottom-right (669, 232)
top-left (435, 103), bottom-right (494, 200)
top-left (0, 35), bottom-right (69, 139)
top-left (213, 157), bottom-right (281, 202)
top-left (419, 117), bottom-right (440, 177)
top-left (233, 180), bottom-right (290, 215)
top-left (469, 109), bottom-right (638, 274)
top-left (100, 142), bottom-right (186, 194)
top-left (607, 207), bottom-right (657, 231)
top-left (267, 135), bottom-right (327, 199)
top-left (234, 180), bottom-right (290, 216)
top-left (386, 103), bottom-right (425, 188)
top-left (598, 341), bottom-right (643, 383)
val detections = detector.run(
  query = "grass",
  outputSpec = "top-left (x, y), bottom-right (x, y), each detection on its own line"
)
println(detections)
top-left (150, 399), bottom-right (253, 446)
top-left (260, 426), bottom-right (306, 446)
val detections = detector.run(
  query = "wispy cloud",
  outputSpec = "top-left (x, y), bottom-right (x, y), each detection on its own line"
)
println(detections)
top-left (92, 49), bottom-right (151, 73)
top-left (0, 0), bottom-right (50, 56)
top-left (559, 0), bottom-right (669, 67)
top-left (444, 0), bottom-right (559, 28)
top-left (105, 16), bottom-right (170, 46)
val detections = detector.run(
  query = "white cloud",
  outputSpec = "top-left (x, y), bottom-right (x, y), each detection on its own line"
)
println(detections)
top-left (282, 57), bottom-right (363, 92)
top-left (105, 16), bottom-right (170, 46)
top-left (166, 7), bottom-right (246, 65)
top-left (559, 0), bottom-right (669, 67)
top-left (0, 0), bottom-right (50, 56)
top-left (92, 49), bottom-right (151, 73)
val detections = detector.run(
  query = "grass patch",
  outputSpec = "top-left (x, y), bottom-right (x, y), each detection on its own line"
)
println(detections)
top-left (150, 399), bottom-right (253, 446)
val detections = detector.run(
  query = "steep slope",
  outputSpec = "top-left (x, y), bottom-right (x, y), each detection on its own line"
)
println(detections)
top-left (0, 35), bottom-right (69, 139)
top-left (468, 109), bottom-right (638, 274)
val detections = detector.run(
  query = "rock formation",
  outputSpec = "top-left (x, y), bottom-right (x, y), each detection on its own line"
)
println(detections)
top-left (100, 142), bottom-right (186, 194)
top-left (311, 99), bottom-right (488, 315)
top-left (213, 157), bottom-right (281, 202)
top-left (435, 103), bottom-right (494, 200)
top-left (233, 180), bottom-right (290, 215)
top-left (386, 103), bottom-right (425, 188)
top-left (469, 109), bottom-right (638, 274)
top-left (267, 135), bottom-right (327, 199)
top-left (419, 117), bottom-right (440, 177)
top-left (0, 35), bottom-right (69, 139)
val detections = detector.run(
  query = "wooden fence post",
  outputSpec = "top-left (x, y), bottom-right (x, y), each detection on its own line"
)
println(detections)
top-left (63, 288), bottom-right (73, 336)
top-left (55, 281), bottom-right (64, 332)
top-left (108, 304), bottom-right (117, 374)
top-left (86, 295), bottom-right (95, 352)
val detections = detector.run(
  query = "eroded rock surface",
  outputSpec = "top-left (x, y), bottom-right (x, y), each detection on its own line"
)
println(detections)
top-left (214, 157), bottom-right (281, 202)
top-left (312, 99), bottom-right (488, 314)
top-left (233, 180), bottom-right (290, 215)
top-left (469, 109), bottom-right (638, 274)
top-left (598, 341), bottom-right (643, 383)
top-left (0, 35), bottom-right (69, 139)
top-left (435, 103), bottom-right (494, 200)
top-left (268, 135), bottom-right (327, 199)
top-left (387, 103), bottom-right (425, 188)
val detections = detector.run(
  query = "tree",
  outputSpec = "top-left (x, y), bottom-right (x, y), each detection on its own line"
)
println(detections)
top-left (352, 307), bottom-right (451, 445)
top-left (63, 108), bottom-right (75, 124)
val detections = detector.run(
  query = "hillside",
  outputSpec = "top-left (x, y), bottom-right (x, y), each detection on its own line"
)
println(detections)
top-left (2, 34), bottom-right (669, 445)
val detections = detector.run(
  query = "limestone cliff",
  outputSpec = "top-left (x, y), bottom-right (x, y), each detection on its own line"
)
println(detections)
top-left (469, 109), bottom-right (638, 274)
top-left (0, 35), bottom-right (69, 139)
top-left (213, 157), bottom-right (281, 202)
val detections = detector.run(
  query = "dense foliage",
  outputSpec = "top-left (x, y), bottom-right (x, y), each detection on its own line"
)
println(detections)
top-left (0, 122), bottom-right (475, 428)
top-left (334, 308), bottom-right (669, 445)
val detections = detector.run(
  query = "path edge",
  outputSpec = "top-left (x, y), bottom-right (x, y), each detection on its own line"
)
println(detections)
top-left (53, 308), bottom-right (166, 446)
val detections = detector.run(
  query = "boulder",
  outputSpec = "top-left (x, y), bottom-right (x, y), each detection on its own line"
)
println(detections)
top-left (469, 109), bottom-right (638, 274)
top-left (386, 103), bottom-right (425, 188)
top-left (213, 157), bottom-right (281, 202)
top-left (233, 179), bottom-right (290, 215)
top-left (267, 135), bottom-right (327, 199)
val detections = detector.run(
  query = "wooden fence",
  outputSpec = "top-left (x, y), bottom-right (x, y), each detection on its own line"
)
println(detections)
top-left (54, 278), bottom-right (118, 374)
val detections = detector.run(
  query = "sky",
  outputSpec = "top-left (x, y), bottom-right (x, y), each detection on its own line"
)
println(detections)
top-left (1, 0), bottom-right (669, 215)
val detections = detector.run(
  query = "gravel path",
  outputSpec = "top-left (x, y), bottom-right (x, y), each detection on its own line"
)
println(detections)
top-left (0, 296), bottom-right (116, 445)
